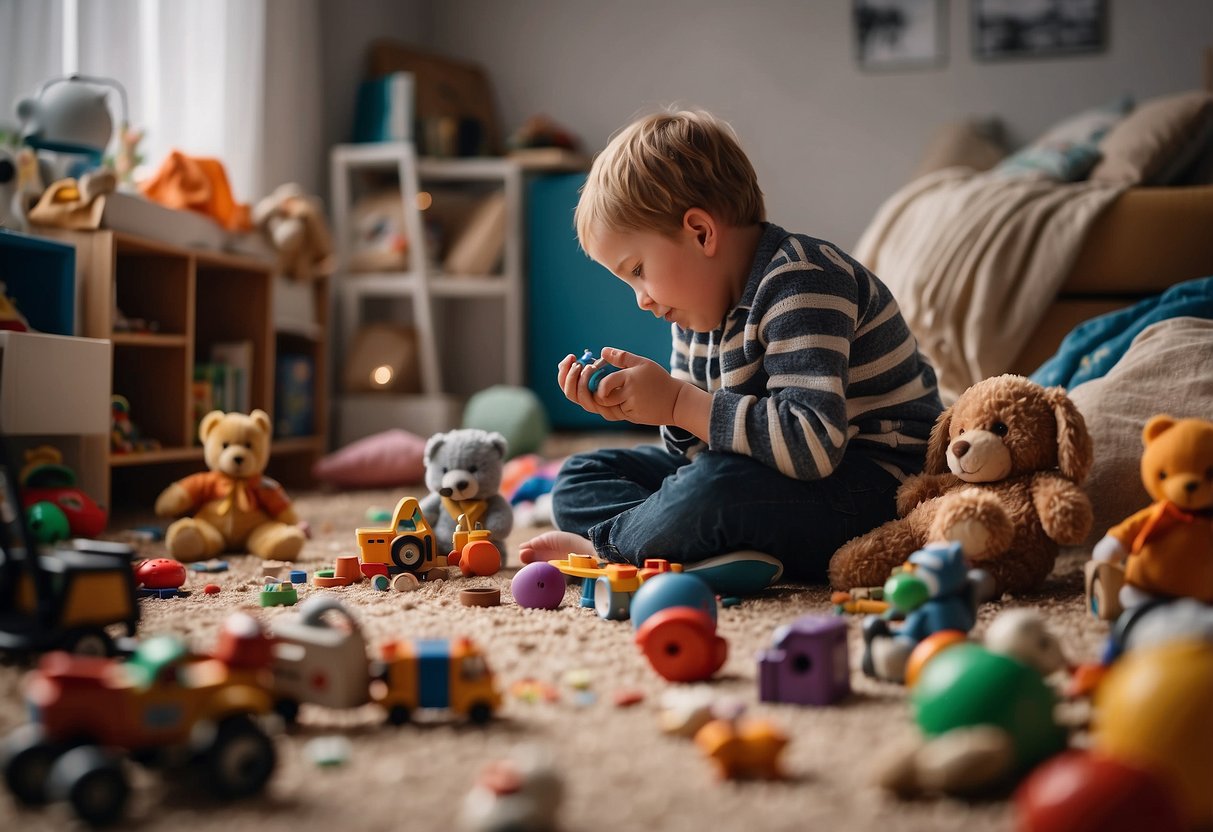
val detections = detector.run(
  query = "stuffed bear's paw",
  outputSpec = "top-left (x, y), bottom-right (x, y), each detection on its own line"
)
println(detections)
top-left (250, 523), bottom-right (306, 561)
top-left (928, 490), bottom-right (1013, 561)
top-left (165, 519), bottom-right (222, 562)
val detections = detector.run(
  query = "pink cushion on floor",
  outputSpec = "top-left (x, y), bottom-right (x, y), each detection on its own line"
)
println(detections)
top-left (312, 429), bottom-right (426, 488)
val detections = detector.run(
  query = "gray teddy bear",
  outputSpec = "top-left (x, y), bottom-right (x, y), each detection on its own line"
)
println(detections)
top-left (419, 428), bottom-right (514, 565)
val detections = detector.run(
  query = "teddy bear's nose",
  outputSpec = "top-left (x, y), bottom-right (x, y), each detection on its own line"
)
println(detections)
top-left (951, 440), bottom-right (971, 458)
top-left (1185, 479), bottom-right (1198, 493)
top-left (232, 453), bottom-right (244, 465)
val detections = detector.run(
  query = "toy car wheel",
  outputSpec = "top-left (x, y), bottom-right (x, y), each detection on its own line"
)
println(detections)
top-left (390, 535), bottom-right (426, 573)
top-left (274, 698), bottom-right (301, 726)
top-left (386, 704), bottom-right (412, 726)
top-left (467, 702), bottom-right (493, 725)
top-left (47, 746), bottom-right (129, 827)
top-left (202, 716), bottom-right (277, 800)
top-left (62, 628), bottom-right (115, 657)
top-left (2, 724), bottom-right (60, 806)
top-left (594, 577), bottom-right (631, 620)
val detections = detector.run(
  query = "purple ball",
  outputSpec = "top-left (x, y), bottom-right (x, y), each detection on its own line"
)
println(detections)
top-left (511, 561), bottom-right (566, 610)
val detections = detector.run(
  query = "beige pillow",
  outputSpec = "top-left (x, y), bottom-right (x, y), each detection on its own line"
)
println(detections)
top-left (912, 118), bottom-right (1007, 179)
top-left (1068, 316), bottom-right (1213, 546)
top-left (1090, 91), bottom-right (1213, 186)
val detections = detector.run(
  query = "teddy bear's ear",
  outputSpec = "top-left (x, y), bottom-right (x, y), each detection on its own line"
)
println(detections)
top-left (487, 431), bottom-right (508, 459)
top-left (424, 432), bottom-right (447, 467)
top-left (924, 406), bottom-right (953, 474)
top-left (1142, 414), bottom-right (1176, 445)
top-left (1047, 388), bottom-right (1094, 484)
top-left (250, 409), bottom-right (272, 438)
top-left (198, 410), bottom-right (225, 443)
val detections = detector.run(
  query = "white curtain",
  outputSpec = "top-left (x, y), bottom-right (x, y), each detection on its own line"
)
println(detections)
top-left (0, 0), bottom-right (321, 200)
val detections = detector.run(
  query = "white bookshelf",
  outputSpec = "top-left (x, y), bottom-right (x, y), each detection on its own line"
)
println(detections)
top-left (329, 143), bottom-right (525, 444)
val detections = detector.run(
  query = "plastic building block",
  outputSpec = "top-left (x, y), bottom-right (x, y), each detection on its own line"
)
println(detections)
top-left (259, 583), bottom-right (298, 607)
top-left (289, 570), bottom-right (307, 584)
top-left (372, 573), bottom-right (391, 591)
top-left (758, 615), bottom-right (851, 706)
top-left (190, 559), bottom-right (229, 573)
top-left (138, 587), bottom-right (180, 599)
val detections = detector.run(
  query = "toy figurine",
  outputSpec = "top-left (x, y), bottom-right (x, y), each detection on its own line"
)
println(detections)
top-left (862, 541), bottom-right (993, 683)
top-left (419, 429), bottom-right (514, 566)
top-left (577, 348), bottom-right (621, 393)
top-left (1087, 415), bottom-right (1213, 619)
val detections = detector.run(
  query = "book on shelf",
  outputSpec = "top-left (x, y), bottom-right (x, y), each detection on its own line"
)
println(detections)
top-left (352, 71), bottom-right (415, 143)
top-left (441, 190), bottom-right (506, 276)
top-left (211, 341), bottom-right (254, 413)
top-left (275, 353), bottom-right (315, 438)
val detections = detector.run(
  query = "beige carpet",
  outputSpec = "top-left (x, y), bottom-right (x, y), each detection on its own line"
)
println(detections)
top-left (0, 432), bottom-right (1108, 831)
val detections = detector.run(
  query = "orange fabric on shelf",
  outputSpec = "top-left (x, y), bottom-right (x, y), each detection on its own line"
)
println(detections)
top-left (139, 150), bottom-right (253, 231)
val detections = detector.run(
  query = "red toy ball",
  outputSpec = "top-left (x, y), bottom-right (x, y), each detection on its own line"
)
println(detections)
top-left (135, 558), bottom-right (188, 590)
top-left (1015, 750), bottom-right (1185, 832)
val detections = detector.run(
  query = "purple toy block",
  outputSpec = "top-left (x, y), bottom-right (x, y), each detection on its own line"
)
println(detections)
top-left (757, 615), bottom-right (850, 706)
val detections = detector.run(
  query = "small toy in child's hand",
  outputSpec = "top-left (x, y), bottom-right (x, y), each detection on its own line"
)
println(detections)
top-left (577, 349), bottom-right (621, 393)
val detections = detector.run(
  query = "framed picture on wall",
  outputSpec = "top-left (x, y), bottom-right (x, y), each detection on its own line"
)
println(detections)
top-left (972, 0), bottom-right (1106, 61)
top-left (854, 0), bottom-right (948, 71)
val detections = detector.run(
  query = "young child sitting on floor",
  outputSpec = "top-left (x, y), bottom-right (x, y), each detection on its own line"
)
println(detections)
top-left (520, 109), bottom-right (943, 594)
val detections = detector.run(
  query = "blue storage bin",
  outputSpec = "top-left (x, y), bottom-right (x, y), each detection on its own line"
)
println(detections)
top-left (0, 229), bottom-right (76, 335)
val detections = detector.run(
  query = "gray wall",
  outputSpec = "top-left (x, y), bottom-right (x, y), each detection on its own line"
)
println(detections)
top-left (317, 1), bottom-right (1211, 245)
top-left (414, 0), bottom-right (1211, 247)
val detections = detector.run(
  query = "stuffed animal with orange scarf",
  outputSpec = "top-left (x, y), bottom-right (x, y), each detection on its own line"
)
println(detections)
top-left (154, 409), bottom-right (304, 561)
top-left (1090, 415), bottom-right (1213, 614)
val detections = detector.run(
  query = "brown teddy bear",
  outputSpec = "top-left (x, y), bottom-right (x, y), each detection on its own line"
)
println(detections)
top-left (1090, 415), bottom-right (1213, 612)
top-left (154, 409), bottom-right (305, 561)
top-left (829, 375), bottom-right (1094, 596)
top-left (252, 183), bottom-right (333, 281)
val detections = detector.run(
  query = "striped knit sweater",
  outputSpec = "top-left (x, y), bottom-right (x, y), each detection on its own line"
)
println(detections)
top-left (661, 223), bottom-right (943, 482)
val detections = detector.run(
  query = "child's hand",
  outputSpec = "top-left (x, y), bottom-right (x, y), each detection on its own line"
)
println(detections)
top-left (556, 348), bottom-right (678, 426)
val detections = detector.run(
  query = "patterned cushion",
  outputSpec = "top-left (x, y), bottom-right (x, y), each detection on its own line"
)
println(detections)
top-left (996, 96), bottom-right (1133, 181)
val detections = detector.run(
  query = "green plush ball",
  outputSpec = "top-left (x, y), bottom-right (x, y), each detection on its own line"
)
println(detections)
top-left (462, 385), bottom-right (550, 459)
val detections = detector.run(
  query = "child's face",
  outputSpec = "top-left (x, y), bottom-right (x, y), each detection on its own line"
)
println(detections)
top-left (585, 221), bottom-right (733, 332)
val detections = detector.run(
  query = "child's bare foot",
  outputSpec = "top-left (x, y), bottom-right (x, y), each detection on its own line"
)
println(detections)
top-left (519, 530), bottom-right (595, 564)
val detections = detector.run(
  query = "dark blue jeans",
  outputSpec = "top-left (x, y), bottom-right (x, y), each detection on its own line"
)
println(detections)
top-left (551, 445), bottom-right (902, 583)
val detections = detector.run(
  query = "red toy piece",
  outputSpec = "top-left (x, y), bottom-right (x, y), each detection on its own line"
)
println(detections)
top-left (134, 557), bottom-right (187, 590)
top-left (1015, 750), bottom-right (1185, 832)
top-left (634, 607), bottom-right (727, 682)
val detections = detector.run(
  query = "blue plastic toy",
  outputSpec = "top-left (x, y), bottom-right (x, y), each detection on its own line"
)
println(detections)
top-left (861, 541), bottom-right (992, 682)
top-left (577, 349), bottom-right (621, 393)
top-left (630, 571), bottom-right (718, 631)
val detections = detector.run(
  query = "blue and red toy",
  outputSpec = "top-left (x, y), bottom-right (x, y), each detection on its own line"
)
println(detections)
top-left (862, 541), bottom-right (992, 683)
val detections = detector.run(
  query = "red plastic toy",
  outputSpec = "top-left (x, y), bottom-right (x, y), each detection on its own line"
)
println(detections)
top-left (634, 607), bottom-right (727, 682)
top-left (134, 557), bottom-right (187, 590)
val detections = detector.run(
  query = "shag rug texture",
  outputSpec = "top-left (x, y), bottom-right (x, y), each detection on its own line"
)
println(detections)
top-left (0, 433), bottom-right (1107, 832)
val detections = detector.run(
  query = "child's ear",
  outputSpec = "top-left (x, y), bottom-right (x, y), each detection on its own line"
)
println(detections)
top-left (682, 208), bottom-right (717, 255)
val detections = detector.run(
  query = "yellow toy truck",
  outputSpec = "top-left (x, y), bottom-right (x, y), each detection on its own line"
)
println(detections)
top-left (355, 496), bottom-right (447, 578)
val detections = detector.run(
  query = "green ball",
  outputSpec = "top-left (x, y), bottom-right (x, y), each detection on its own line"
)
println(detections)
top-left (911, 642), bottom-right (1065, 771)
top-left (27, 501), bottom-right (70, 543)
top-left (883, 571), bottom-right (929, 612)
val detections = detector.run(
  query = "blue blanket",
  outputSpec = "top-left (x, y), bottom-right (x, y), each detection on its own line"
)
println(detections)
top-left (1031, 276), bottom-right (1213, 390)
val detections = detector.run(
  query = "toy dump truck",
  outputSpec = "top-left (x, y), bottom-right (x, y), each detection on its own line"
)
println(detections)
top-left (254, 596), bottom-right (500, 725)
top-left (0, 439), bottom-right (138, 657)
top-left (355, 496), bottom-right (447, 578)
top-left (1, 636), bottom-right (276, 826)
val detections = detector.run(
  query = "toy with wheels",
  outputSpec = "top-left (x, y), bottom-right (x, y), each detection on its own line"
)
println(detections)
top-left (636, 607), bottom-right (727, 682)
top-left (355, 495), bottom-right (448, 579)
top-left (448, 512), bottom-right (501, 577)
top-left (550, 554), bottom-right (683, 620)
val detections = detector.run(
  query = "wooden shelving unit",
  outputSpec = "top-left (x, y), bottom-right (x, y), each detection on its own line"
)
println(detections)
top-left (38, 229), bottom-right (329, 509)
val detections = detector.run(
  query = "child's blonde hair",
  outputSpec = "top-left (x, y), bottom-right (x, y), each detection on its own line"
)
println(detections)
top-left (575, 109), bottom-right (765, 248)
